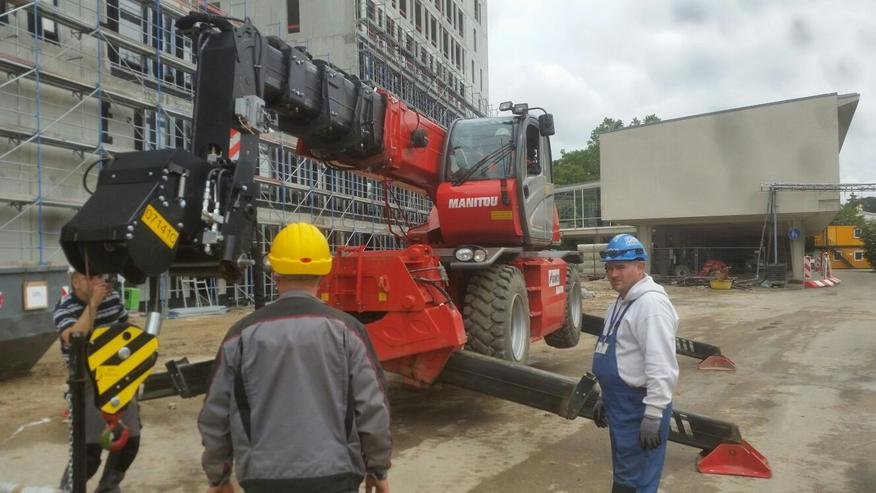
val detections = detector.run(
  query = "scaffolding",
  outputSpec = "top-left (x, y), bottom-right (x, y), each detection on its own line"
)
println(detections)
top-left (0, 0), bottom-right (432, 306)
top-left (356, 0), bottom-right (489, 125)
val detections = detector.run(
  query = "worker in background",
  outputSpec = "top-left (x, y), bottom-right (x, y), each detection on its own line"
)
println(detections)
top-left (198, 223), bottom-right (392, 493)
top-left (591, 234), bottom-right (679, 493)
top-left (54, 269), bottom-right (140, 492)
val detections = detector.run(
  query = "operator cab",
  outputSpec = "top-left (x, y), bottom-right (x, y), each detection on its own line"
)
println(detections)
top-left (437, 103), bottom-right (557, 248)
top-left (444, 105), bottom-right (554, 184)
top-left (446, 117), bottom-right (516, 182)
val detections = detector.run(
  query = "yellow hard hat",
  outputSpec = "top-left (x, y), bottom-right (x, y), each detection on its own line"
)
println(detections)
top-left (268, 223), bottom-right (333, 276)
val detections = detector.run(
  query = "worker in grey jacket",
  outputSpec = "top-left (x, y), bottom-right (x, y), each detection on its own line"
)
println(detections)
top-left (591, 234), bottom-right (679, 493)
top-left (198, 223), bottom-right (392, 493)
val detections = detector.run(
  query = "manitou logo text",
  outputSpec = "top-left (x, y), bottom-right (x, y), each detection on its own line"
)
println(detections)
top-left (447, 196), bottom-right (498, 208)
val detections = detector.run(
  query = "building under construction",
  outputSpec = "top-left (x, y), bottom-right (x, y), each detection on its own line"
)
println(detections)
top-left (0, 0), bottom-right (488, 306)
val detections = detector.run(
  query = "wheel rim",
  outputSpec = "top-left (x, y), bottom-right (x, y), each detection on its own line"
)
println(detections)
top-left (569, 282), bottom-right (582, 329)
top-left (510, 294), bottom-right (527, 361)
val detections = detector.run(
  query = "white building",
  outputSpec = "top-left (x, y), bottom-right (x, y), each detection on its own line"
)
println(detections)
top-left (599, 93), bottom-right (859, 281)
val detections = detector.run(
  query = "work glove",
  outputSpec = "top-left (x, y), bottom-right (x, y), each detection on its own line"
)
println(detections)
top-left (639, 414), bottom-right (663, 450)
top-left (592, 398), bottom-right (608, 428)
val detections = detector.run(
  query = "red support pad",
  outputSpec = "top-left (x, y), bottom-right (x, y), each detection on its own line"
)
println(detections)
top-left (698, 354), bottom-right (737, 371)
top-left (697, 440), bottom-right (772, 478)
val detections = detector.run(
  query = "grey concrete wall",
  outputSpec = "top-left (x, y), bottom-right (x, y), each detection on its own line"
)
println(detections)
top-left (238, 0), bottom-right (359, 73)
top-left (601, 94), bottom-right (844, 224)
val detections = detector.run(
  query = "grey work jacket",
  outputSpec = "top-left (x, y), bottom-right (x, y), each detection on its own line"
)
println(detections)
top-left (198, 290), bottom-right (392, 492)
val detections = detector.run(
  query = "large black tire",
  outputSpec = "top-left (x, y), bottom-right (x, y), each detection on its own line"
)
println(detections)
top-left (463, 264), bottom-right (531, 363)
top-left (545, 265), bottom-right (583, 348)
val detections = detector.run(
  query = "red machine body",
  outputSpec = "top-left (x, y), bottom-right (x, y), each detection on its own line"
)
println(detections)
top-left (318, 244), bottom-right (466, 384)
top-left (435, 180), bottom-right (525, 245)
top-left (268, 47), bottom-right (575, 383)
top-left (512, 258), bottom-right (568, 338)
top-left (306, 98), bottom-right (573, 383)
top-left (296, 89), bottom-right (447, 200)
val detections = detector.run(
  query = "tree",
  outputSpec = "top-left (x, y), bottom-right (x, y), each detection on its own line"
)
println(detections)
top-left (552, 147), bottom-right (599, 185)
top-left (627, 114), bottom-right (661, 128)
top-left (587, 117), bottom-right (625, 148)
top-left (831, 194), bottom-right (876, 225)
top-left (832, 201), bottom-right (864, 225)
top-left (859, 221), bottom-right (876, 271)
top-left (552, 115), bottom-right (661, 186)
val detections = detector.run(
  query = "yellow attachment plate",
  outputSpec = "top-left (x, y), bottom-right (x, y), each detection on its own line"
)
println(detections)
top-left (88, 323), bottom-right (159, 414)
top-left (141, 204), bottom-right (179, 248)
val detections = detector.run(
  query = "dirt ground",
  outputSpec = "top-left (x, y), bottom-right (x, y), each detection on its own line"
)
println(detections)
top-left (2, 271), bottom-right (875, 492)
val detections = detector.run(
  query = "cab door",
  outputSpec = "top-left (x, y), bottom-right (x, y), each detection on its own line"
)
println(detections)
top-left (520, 122), bottom-right (554, 247)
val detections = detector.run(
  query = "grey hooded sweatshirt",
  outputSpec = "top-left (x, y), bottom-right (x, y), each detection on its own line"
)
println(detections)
top-left (198, 290), bottom-right (391, 492)
top-left (602, 275), bottom-right (679, 418)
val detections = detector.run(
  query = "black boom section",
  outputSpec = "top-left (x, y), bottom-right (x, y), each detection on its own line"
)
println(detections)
top-left (269, 43), bottom-right (386, 160)
top-left (185, 14), bottom-right (386, 159)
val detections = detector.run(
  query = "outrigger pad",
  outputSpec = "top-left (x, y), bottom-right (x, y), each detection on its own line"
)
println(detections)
top-left (698, 354), bottom-right (736, 371)
top-left (697, 440), bottom-right (772, 478)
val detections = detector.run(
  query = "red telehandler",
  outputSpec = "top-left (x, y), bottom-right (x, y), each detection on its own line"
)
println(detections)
top-left (57, 12), bottom-right (769, 490)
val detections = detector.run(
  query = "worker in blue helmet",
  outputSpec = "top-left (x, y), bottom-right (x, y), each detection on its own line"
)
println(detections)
top-left (591, 234), bottom-right (679, 493)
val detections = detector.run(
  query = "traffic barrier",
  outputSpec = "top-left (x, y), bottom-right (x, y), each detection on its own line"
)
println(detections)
top-left (804, 254), bottom-right (836, 288)
top-left (825, 251), bottom-right (841, 284)
top-left (803, 255), bottom-right (827, 288)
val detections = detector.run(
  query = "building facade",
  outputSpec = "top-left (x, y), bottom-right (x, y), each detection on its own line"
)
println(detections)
top-left (0, 0), bottom-right (488, 306)
top-left (598, 93), bottom-right (858, 281)
top-left (214, 0), bottom-right (489, 124)
top-left (815, 224), bottom-right (872, 270)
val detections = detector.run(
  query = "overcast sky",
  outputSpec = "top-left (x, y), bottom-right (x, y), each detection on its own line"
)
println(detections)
top-left (488, 0), bottom-right (876, 187)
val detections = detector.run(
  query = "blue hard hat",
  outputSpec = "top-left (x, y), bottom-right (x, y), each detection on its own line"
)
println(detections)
top-left (601, 234), bottom-right (648, 262)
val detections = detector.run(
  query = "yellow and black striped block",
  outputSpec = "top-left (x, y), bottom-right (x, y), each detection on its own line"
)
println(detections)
top-left (87, 323), bottom-right (159, 414)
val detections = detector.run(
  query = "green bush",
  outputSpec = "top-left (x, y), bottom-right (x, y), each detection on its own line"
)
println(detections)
top-left (860, 221), bottom-right (876, 271)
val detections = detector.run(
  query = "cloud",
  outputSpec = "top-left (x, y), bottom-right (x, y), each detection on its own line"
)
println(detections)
top-left (488, 0), bottom-right (876, 184)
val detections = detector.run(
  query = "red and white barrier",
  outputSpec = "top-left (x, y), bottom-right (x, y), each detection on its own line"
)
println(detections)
top-left (804, 256), bottom-right (825, 287)
top-left (825, 252), bottom-right (841, 284)
top-left (804, 253), bottom-right (839, 288)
